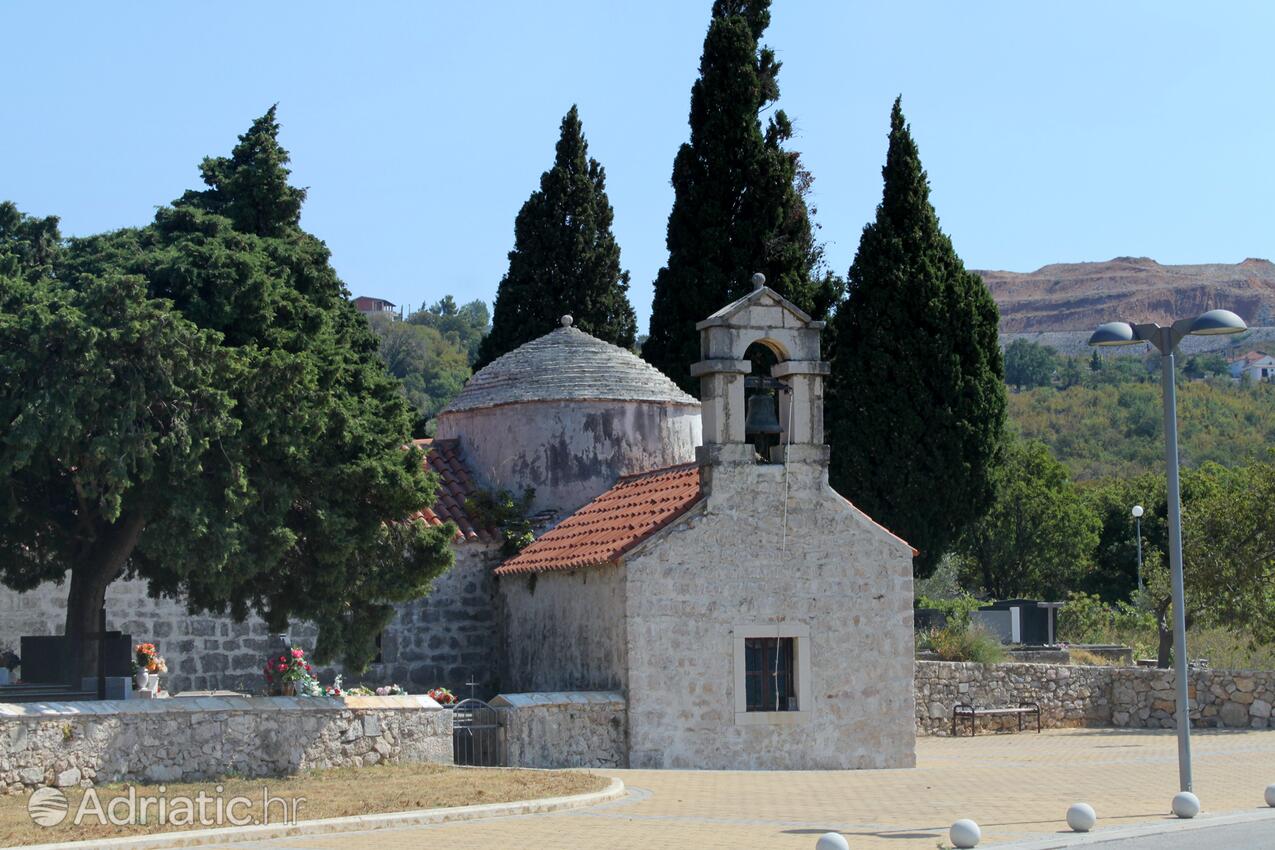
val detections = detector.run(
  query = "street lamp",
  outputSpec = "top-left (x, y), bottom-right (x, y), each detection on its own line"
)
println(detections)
top-left (1089, 309), bottom-right (1247, 793)
top-left (1131, 504), bottom-right (1144, 594)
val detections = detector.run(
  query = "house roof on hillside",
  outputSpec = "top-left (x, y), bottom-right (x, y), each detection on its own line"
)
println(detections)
top-left (493, 462), bottom-right (917, 576)
top-left (494, 463), bottom-right (703, 575)
top-left (1230, 350), bottom-right (1273, 364)
top-left (411, 438), bottom-right (499, 545)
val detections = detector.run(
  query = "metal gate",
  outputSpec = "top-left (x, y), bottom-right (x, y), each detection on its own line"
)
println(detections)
top-left (452, 698), bottom-right (502, 766)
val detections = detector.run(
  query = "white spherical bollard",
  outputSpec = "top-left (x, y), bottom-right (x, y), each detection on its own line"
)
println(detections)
top-left (815, 833), bottom-right (849, 850)
top-left (1066, 802), bottom-right (1097, 832)
top-left (1265, 784), bottom-right (1275, 808)
top-left (949, 818), bottom-right (981, 848)
top-left (1171, 791), bottom-right (1200, 819)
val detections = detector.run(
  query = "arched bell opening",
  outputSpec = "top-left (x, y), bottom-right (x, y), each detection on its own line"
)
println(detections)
top-left (743, 340), bottom-right (790, 463)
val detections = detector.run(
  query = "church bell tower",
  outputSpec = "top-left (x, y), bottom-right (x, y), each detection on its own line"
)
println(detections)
top-left (690, 274), bottom-right (831, 470)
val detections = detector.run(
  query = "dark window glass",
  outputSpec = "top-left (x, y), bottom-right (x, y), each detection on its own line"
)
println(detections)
top-left (744, 637), bottom-right (796, 711)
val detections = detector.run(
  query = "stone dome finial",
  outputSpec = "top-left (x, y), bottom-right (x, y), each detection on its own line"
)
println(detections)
top-left (561, 314), bottom-right (573, 328)
top-left (751, 272), bottom-right (766, 290)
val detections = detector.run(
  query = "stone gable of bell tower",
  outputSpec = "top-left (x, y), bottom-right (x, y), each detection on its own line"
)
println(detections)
top-left (690, 274), bottom-right (832, 484)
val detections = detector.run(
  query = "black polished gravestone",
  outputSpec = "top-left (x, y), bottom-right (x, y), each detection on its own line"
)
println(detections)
top-left (20, 633), bottom-right (132, 684)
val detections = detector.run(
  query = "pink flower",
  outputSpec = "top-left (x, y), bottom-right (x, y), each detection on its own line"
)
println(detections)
top-left (292, 649), bottom-right (303, 658)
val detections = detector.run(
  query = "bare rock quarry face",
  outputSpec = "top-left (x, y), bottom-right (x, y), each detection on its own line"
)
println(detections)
top-left (978, 257), bottom-right (1275, 333)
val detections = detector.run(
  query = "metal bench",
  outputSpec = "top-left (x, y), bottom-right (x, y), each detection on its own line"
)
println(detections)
top-left (952, 702), bottom-right (1041, 736)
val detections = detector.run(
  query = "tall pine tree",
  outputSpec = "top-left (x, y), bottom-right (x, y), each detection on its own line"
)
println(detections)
top-left (827, 98), bottom-right (1006, 577)
top-left (644, 0), bottom-right (838, 393)
top-left (475, 106), bottom-right (636, 368)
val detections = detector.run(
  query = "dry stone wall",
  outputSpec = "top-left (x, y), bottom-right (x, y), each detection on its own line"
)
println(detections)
top-left (493, 692), bottom-right (626, 768)
top-left (916, 661), bottom-right (1275, 735)
top-left (0, 695), bottom-right (451, 792)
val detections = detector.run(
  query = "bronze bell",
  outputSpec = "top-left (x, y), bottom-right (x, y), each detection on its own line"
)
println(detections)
top-left (745, 390), bottom-right (782, 437)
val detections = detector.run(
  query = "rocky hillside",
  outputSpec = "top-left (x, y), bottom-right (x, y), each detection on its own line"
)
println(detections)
top-left (977, 257), bottom-right (1275, 333)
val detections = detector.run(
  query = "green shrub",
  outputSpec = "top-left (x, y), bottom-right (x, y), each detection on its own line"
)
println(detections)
top-left (1058, 591), bottom-right (1155, 646)
top-left (929, 623), bottom-right (1007, 664)
top-left (916, 592), bottom-right (985, 631)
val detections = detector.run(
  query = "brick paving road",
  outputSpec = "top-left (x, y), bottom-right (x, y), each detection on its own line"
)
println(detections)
top-left (175, 728), bottom-right (1275, 850)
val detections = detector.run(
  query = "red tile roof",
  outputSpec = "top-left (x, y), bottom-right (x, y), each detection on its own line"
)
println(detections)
top-left (495, 463), bottom-right (703, 575)
top-left (412, 438), bottom-right (499, 545)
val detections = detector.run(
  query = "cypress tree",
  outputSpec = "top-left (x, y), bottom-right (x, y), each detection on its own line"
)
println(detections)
top-left (644, 0), bottom-right (838, 393)
top-left (475, 106), bottom-right (636, 368)
top-left (827, 98), bottom-right (1007, 577)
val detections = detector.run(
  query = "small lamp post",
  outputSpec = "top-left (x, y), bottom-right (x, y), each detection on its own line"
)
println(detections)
top-left (1131, 504), bottom-right (1144, 594)
top-left (1088, 309), bottom-right (1247, 793)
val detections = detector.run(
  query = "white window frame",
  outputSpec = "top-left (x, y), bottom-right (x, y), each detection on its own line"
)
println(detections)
top-left (732, 623), bottom-right (811, 726)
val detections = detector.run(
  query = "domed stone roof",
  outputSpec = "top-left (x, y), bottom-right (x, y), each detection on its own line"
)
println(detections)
top-left (443, 318), bottom-right (698, 413)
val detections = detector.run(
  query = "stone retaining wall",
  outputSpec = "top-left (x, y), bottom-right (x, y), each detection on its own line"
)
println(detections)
top-left (492, 691), bottom-right (626, 768)
top-left (916, 660), bottom-right (1275, 736)
top-left (0, 695), bottom-right (451, 792)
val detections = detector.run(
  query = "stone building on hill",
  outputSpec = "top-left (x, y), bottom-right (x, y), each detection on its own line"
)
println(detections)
top-left (1, 282), bottom-right (916, 770)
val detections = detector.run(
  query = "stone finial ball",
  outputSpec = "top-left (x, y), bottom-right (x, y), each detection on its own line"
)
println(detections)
top-left (1066, 802), bottom-right (1096, 832)
top-left (751, 272), bottom-right (766, 289)
top-left (1264, 784), bottom-right (1275, 807)
top-left (560, 315), bottom-right (573, 327)
top-left (1171, 791), bottom-right (1200, 819)
top-left (949, 819), bottom-right (981, 848)
top-left (814, 832), bottom-right (849, 850)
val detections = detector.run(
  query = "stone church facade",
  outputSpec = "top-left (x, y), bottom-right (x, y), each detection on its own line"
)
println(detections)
top-left (1, 284), bottom-right (916, 769)
top-left (497, 286), bottom-right (916, 768)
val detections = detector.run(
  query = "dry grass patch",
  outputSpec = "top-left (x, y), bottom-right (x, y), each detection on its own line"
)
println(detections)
top-left (0, 763), bottom-right (608, 847)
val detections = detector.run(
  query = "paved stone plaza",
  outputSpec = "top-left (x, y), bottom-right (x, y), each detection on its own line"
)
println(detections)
top-left (155, 728), bottom-right (1275, 850)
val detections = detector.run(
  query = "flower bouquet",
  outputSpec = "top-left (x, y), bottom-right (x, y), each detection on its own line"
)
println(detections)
top-left (263, 647), bottom-right (319, 696)
top-left (376, 684), bottom-right (407, 696)
top-left (426, 686), bottom-right (456, 705)
top-left (133, 643), bottom-right (167, 692)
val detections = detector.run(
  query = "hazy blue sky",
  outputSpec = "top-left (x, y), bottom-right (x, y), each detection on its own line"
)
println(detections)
top-left (4, 2), bottom-right (1273, 328)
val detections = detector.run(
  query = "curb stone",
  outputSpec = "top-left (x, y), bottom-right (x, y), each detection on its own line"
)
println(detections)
top-left (7, 776), bottom-right (625, 850)
top-left (986, 807), bottom-right (1275, 848)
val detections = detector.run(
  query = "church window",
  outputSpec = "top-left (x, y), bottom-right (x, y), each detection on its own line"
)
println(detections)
top-left (744, 637), bottom-right (796, 711)
top-left (732, 624), bottom-right (811, 725)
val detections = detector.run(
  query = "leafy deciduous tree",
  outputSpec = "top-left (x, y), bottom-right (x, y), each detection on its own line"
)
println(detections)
top-left (1003, 338), bottom-right (1058, 390)
top-left (956, 439), bottom-right (1099, 599)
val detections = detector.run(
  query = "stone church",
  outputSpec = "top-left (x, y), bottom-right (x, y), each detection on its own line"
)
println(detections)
top-left (1, 282), bottom-right (916, 769)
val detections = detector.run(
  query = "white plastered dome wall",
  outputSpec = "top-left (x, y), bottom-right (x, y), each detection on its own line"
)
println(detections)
top-left (434, 317), bottom-right (702, 517)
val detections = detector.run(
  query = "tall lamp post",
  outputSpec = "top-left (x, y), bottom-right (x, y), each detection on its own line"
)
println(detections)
top-left (1131, 504), bottom-right (1144, 594)
top-left (1088, 309), bottom-right (1247, 793)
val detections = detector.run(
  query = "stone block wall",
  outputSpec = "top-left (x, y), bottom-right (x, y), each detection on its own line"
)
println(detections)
top-left (915, 661), bottom-right (1275, 735)
top-left (0, 542), bottom-right (502, 696)
top-left (493, 691), bottom-right (626, 768)
top-left (0, 695), bottom-right (451, 792)
top-left (624, 461), bottom-right (917, 770)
